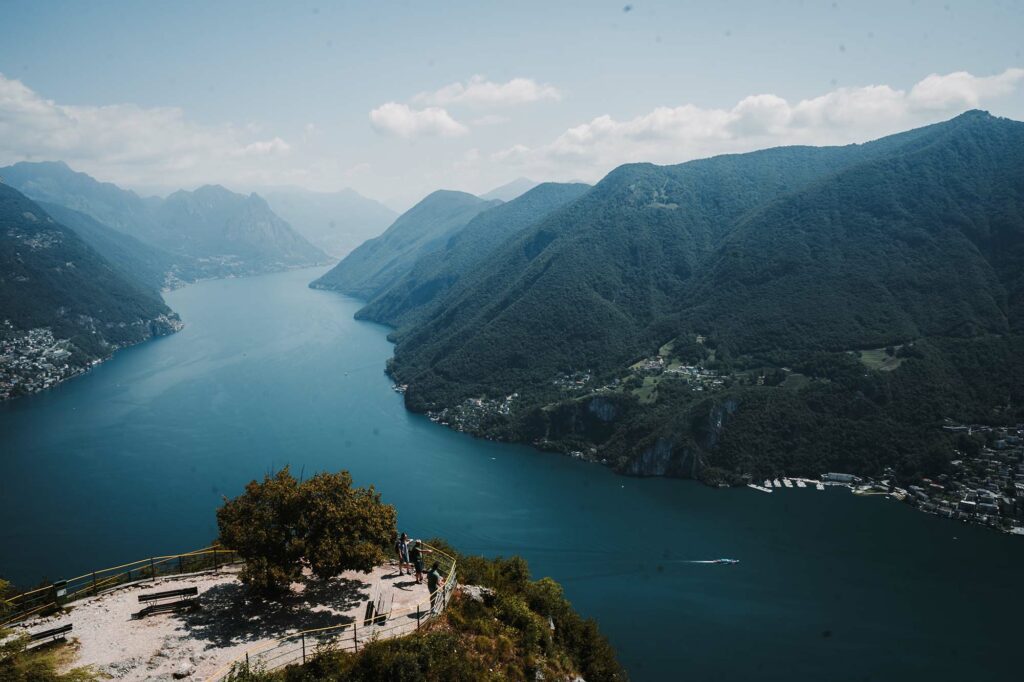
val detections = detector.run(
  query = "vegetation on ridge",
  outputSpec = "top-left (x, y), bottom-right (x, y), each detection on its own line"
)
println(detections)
top-left (225, 541), bottom-right (625, 682)
top-left (377, 111), bottom-right (1024, 484)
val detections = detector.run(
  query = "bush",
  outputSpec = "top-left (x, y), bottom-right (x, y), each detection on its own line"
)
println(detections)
top-left (217, 467), bottom-right (396, 593)
top-left (0, 627), bottom-right (96, 681)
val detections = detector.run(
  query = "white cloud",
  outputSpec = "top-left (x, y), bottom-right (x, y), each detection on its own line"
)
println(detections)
top-left (369, 102), bottom-right (468, 138)
top-left (471, 114), bottom-right (511, 126)
top-left (416, 75), bottom-right (561, 108)
top-left (0, 72), bottom-right (296, 188)
top-left (233, 138), bottom-right (291, 157)
top-left (493, 67), bottom-right (1024, 182)
top-left (908, 69), bottom-right (1024, 110)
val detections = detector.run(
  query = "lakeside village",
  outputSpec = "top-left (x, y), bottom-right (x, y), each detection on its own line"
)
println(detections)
top-left (397, 347), bottom-right (1024, 537)
top-left (0, 321), bottom-right (85, 400)
top-left (745, 419), bottom-right (1024, 538)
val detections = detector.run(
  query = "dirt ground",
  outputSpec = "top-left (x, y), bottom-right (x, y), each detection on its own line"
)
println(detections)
top-left (14, 562), bottom-right (433, 681)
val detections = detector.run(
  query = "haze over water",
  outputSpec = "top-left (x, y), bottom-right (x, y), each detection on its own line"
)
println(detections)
top-left (2, 266), bottom-right (1021, 680)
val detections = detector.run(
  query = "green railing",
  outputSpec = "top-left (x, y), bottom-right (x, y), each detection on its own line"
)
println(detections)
top-left (1, 545), bottom-right (241, 626)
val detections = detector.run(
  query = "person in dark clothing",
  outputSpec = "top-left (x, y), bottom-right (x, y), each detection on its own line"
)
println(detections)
top-left (427, 561), bottom-right (446, 613)
top-left (394, 532), bottom-right (411, 575)
top-left (409, 540), bottom-right (432, 584)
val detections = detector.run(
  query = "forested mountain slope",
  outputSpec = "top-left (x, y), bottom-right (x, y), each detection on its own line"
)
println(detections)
top-left (357, 182), bottom-right (590, 328)
top-left (0, 184), bottom-right (180, 398)
top-left (37, 201), bottom-right (194, 296)
top-left (311, 190), bottom-right (500, 299)
top-left (381, 111), bottom-right (1024, 482)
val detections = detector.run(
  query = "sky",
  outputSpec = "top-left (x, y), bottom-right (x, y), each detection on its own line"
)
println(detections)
top-left (1, 0), bottom-right (1023, 210)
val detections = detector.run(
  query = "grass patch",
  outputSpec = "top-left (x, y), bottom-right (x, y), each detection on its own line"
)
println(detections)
top-left (780, 372), bottom-right (811, 390)
top-left (858, 347), bottom-right (905, 371)
top-left (632, 376), bottom-right (659, 404)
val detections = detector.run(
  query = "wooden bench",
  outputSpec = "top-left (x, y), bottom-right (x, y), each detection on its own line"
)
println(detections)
top-left (27, 623), bottom-right (72, 647)
top-left (133, 587), bottom-right (199, 618)
top-left (362, 585), bottom-right (394, 626)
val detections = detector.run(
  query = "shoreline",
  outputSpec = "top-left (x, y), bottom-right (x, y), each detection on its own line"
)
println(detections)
top-left (391, 375), bottom-right (1024, 539)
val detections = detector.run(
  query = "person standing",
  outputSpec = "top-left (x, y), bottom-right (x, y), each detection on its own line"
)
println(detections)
top-left (427, 561), bottom-right (446, 614)
top-left (394, 532), bottom-right (411, 575)
top-left (409, 539), bottom-right (432, 584)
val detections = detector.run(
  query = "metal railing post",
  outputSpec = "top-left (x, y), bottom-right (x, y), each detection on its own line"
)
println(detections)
top-left (91, 572), bottom-right (97, 595)
top-left (213, 549), bottom-right (219, 573)
top-left (150, 558), bottom-right (156, 582)
top-left (301, 632), bottom-right (306, 663)
top-left (178, 555), bottom-right (184, 575)
top-left (416, 604), bottom-right (421, 629)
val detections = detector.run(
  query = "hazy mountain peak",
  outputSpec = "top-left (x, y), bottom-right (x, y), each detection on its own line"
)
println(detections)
top-left (480, 177), bottom-right (539, 202)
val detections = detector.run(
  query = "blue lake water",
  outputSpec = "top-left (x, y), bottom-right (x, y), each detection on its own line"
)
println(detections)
top-left (2, 266), bottom-right (1022, 680)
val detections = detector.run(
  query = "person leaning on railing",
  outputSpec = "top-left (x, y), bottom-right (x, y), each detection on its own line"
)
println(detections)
top-left (426, 561), bottom-right (446, 614)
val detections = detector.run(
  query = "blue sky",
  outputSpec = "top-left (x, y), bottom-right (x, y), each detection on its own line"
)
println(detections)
top-left (2, 0), bottom-right (1022, 209)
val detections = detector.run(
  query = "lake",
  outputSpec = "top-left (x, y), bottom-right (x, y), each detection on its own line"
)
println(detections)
top-left (2, 266), bottom-right (1022, 680)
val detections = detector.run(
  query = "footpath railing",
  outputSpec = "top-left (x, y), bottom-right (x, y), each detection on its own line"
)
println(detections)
top-left (1, 545), bottom-right (242, 627)
top-left (207, 543), bottom-right (458, 681)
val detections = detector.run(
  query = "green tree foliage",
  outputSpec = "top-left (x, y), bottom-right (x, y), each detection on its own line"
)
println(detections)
top-left (296, 471), bottom-right (397, 577)
top-left (217, 468), bottom-right (305, 592)
top-left (217, 468), bottom-right (396, 593)
top-left (0, 578), bottom-right (12, 618)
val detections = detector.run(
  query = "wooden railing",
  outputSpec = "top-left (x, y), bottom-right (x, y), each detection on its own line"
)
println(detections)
top-left (1, 546), bottom-right (241, 626)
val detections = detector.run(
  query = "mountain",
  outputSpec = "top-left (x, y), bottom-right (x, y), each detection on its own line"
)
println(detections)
top-left (0, 162), bottom-right (329, 277)
top-left (36, 201), bottom-right (195, 295)
top-left (261, 187), bottom-right (397, 258)
top-left (480, 177), bottom-right (539, 202)
top-left (381, 111), bottom-right (1024, 483)
top-left (0, 161), bottom-right (160, 236)
top-left (311, 190), bottom-right (501, 299)
top-left (357, 182), bottom-right (591, 329)
top-left (0, 184), bottom-right (180, 399)
top-left (152, 185), bottom-right (328, 269)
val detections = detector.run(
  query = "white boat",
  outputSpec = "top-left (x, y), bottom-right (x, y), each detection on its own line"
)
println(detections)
top-left (816, 482), bottom-right (825, 491)
top-left (783, 478), bottom-right (793, 488)
top-left (796, 480), bottom-right (806, 488)
top-left (764, 479), bottom-right (772, 488)
top-left (773, 479), bottom-right (782, 488)
top-left (747, 483), bottom-right (773, 494)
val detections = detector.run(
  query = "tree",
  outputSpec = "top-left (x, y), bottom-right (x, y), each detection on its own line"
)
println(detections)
top-left (217, 467), bottom-right (397, 593)
top-left (297, 471), bottom-right (397, 578)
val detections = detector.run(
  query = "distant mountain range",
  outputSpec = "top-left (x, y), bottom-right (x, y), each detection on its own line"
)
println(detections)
top-left (356, 182), bottom-right (591, 329)
top-left (311, 190), bottom-right (502, 299)
top-left (0, 184), bottom-right (181, 398)
top-left (261, 187), bottom-right (397, 259)
top-left (321, 111), bottom-right (1024, 484)
top-left (0, 161), bottom-right (336, 400)
top-left (0, 161), bottom-right (330, 281)
top-left (480, 177), bottom-right (539, 202)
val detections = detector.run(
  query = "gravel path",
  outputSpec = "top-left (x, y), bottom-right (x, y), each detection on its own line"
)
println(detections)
top-left (15, 563), bottom-right (431, 681)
